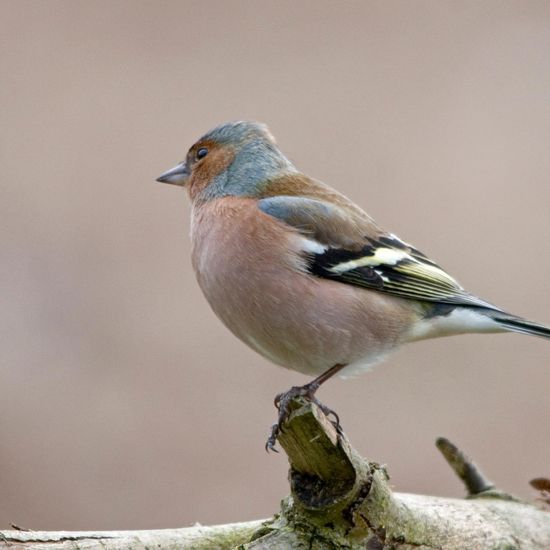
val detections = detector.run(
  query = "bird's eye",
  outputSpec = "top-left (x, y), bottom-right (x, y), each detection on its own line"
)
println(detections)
top-left (196, 147), bottom-right (208, 160)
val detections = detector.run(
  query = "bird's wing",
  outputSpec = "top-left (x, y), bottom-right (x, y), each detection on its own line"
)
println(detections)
top-left (258, 195), bottom-right (500, 310)
top-left (258, 194), bottom-right (373, 248)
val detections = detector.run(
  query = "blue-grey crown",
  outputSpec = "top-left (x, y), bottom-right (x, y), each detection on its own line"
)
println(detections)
top-left (202, 121), bottom-right (272, 146)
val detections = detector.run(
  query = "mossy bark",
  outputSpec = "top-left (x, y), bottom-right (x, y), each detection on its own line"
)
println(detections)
top-left (242, 400), bottom-right (550, 549)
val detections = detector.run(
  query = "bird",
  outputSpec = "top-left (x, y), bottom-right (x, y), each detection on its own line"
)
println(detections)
top-left (157, 121), bottom-right (550, 451)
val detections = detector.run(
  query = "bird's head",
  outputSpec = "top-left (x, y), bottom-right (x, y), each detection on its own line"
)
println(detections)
top-left (156, 121), bottom-right (295, 202)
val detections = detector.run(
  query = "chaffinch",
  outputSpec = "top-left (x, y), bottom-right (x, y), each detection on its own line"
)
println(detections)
top-left (157, 121), bottom-right (549, 450)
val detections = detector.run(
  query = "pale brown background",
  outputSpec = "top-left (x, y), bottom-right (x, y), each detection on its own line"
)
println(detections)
top-left (1, 0), bottom-right (549, 531)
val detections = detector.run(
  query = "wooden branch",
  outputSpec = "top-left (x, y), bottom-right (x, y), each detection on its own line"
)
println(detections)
top-left (244, 399), bottom-right (550, 549)
top-left (435, 436), bottom-right (496, 495)
top-left (2, 397), bottom-right (549, 549)
top-left (0, 521), bottom-right (265, 549)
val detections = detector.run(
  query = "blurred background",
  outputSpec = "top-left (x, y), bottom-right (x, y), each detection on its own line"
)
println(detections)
top-left (1, 0), bottom-right (549, 531)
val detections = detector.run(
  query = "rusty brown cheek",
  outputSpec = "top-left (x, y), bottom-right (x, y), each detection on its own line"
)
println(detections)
top-left (188, 148), bottom-right (235, 202)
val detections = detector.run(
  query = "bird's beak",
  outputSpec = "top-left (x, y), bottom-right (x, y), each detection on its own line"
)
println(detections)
top-left (156, 161), bottom-right (189, 186)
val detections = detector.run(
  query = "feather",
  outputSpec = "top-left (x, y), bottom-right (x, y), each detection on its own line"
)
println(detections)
top-left (257, 193), bottom-right (499, 310)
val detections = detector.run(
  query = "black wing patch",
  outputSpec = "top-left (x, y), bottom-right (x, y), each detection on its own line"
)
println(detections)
top-left (309, 237), bottom-right (498, 309)
top-left (309, 247), bottom-right (385, 288)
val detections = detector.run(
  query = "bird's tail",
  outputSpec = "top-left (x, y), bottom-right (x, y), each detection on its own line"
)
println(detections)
top-left (487, 311), bottom-right (550, 339)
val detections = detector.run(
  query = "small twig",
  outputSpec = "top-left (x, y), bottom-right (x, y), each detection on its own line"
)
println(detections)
top-left (436, 437), bottom-right (494, 495)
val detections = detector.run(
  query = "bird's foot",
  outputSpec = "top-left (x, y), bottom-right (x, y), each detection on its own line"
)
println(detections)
top-left (265, 382), bottom-right (343, 452)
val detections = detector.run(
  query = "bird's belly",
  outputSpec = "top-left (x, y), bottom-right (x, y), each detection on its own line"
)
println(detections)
top-left (195, 256), bottom-right (411, 377)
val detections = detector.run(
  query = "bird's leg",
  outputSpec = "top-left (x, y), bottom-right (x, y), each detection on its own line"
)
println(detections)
top-left (266, 363), bottom-right (346, 452)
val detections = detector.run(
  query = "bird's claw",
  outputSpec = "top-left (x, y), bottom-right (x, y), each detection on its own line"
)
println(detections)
top-left (265, 423), bottom-right (280, 453)
top-left (265, 384), bottom-right (343, 452)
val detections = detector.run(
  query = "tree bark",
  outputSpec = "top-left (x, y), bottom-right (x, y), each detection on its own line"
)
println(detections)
top-left (1, 398), bottom-right (549, 549)
top-left (0, 521), bottom-right (264, 550)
